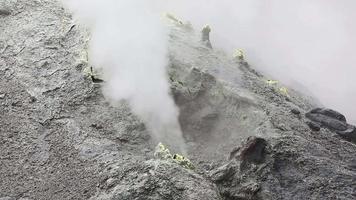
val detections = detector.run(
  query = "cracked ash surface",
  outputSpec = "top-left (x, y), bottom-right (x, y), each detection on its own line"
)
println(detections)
top-left (1, 0), bottom-right (355, 200)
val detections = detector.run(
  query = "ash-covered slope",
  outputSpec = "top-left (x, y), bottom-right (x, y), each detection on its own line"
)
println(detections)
top-left (0, 1), bottom-right (355, 200)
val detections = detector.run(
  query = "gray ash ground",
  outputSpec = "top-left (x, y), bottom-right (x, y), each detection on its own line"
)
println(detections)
top-left (1, 1), bottom-right (355, 200)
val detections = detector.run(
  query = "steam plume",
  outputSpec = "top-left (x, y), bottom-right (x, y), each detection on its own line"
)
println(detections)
top-left (61, 0), bottom-right (186, 152)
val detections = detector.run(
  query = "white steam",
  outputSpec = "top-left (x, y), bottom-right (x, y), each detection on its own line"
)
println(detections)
top-left (159, 0), bottom-right (356, 123)
top-left (61, 0), bottom-right (186, 152)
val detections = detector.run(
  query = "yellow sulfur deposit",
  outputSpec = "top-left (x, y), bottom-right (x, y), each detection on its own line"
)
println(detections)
top-left (164, 13), bottom-right (184, 25)
top-left (266, 79), bottom-right (279, 85)
top-left (154, 143), bottom-right (195, 170)
top-left (279, 87), bottom-right (290, 97)
top-left (233, 49), bottom-right (245, 61)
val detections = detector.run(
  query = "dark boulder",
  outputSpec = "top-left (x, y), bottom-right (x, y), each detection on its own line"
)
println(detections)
top-left (337, 126), bottom-right (356, 143)
top-left (306, 113), bottom-right (348, 131)
top-left (308, 108), bottom-right (346, 122)
top-left (306, 108), bottom-right (356, 143)
top-left (229, 136), bottom-right (267, 167)
top-left (210, 137), bottom-right (269, 200)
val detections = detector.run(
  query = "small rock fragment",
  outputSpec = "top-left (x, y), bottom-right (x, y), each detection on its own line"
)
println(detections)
top-left (201, 25), bottom-right (212, 49)
top-left (233, 49), bottom-right (245, 62)
top-left (291, 108), bottom-right (301, 115)
top-left (209, 162), bottom-right (236, 182)
top-left (29, 96), bottom-right (37, 103)
top-left (0, 9), bottom-right (11, 16)
top-left (307, 121), bottom-right (321, 132)
top-left (0, 93), bottom-right (5, 99)
top-left (90, 123), bottom-right (104, 130)
top-left (105, 178), bottom-right (116, 188)
top-left (11, 101), bottom-right (22, 107)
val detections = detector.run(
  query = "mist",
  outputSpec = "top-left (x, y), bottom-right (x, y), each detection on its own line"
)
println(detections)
top-left (61, 0), bottom-right (186, 152)
top-left (158, 0), bottom-right (356, 123)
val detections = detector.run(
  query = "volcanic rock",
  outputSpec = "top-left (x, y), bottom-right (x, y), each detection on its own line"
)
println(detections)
top-left (0, 9), bottom-right (10, 16)
top-left (306, 108), bottom-right (356, 143)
